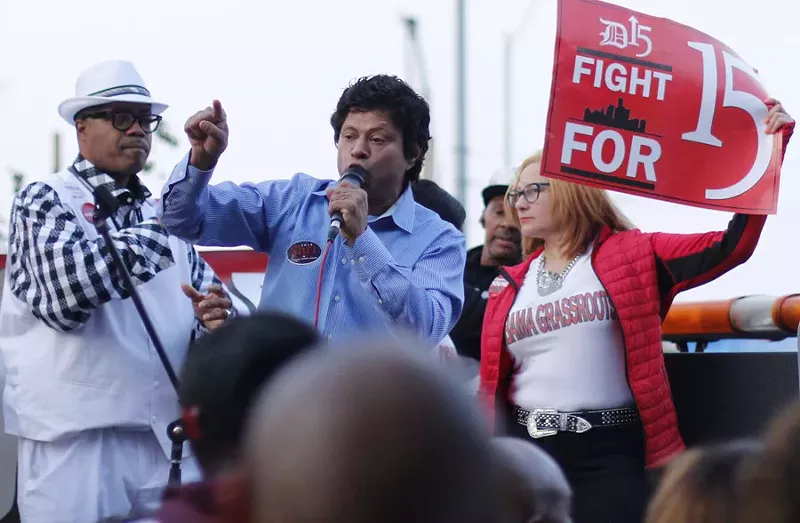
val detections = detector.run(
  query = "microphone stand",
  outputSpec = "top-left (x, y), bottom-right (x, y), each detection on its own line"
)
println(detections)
top-left (92, 187), bottom-right (186, 488)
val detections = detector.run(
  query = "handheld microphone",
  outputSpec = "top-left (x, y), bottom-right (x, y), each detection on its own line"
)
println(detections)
top-left (328, 165), bottom-right (367, 241)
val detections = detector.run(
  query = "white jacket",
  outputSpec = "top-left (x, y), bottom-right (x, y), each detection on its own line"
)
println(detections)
top-left (0, 169), bottom-right (197, 458)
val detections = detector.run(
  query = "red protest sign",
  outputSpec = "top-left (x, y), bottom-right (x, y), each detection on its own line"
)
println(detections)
top-left (541, 0), bottom-right (783, 214)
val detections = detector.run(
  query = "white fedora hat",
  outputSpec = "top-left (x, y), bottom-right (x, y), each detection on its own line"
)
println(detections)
top-left (58, 59), bottom-right (169, 125)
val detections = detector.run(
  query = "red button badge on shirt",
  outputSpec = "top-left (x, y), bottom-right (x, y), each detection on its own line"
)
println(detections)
top-left (81, 203), bottom-right (96, 223)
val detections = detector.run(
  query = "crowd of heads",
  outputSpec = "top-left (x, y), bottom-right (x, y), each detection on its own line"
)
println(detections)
top-left (643, 405), bottom-right (800, 523)
top-left (170, 311), bottom-right (575, 523)
top-left (165, 309), bottom-right (800, 523)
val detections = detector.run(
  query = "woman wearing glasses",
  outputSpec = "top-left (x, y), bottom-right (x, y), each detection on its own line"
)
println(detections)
top-left (478, 100), bottom-right (794, 523)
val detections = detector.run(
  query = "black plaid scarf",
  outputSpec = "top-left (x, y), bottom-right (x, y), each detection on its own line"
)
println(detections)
top-left (68, 154), bottom-right (152, 228)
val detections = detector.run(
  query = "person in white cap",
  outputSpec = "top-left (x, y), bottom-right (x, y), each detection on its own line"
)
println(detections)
top-left (448, 167), bottom-right (522, 364)
top-left (0, 59), bottom-right (234, 523)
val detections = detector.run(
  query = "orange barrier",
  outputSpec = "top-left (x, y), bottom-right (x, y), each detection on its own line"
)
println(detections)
top-left (662, 298), bottom-right (738, 336)
top-left (663, 295), bottom-right (800, 338)
top-left (772, 295), bottom-right (800, 333)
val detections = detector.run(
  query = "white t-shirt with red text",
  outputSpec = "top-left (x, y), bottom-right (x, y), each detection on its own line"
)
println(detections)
top-left (504, 250), bottom-right (634, 412)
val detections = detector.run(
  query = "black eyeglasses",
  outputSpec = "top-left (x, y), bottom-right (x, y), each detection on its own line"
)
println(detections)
top-left (80, 110), bottom-right (162, 133)
top-left (507, 182), bottom-right (550, 206)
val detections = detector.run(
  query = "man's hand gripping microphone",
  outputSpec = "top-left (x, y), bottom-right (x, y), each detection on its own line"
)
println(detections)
top-left (316, 165), bottom-right (367, 330)
top-left (328, 165), bottom-right (367, 242)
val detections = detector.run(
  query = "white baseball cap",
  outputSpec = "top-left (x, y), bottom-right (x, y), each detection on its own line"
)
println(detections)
top-left (482, 166), bottom-right (517, 206)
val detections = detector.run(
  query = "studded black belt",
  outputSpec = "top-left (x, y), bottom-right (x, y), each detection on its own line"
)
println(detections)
top-left (514, 406), bottom-right (639, 439)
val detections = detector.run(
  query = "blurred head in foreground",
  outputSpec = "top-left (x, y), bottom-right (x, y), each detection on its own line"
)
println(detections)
top-left (738, 401), bottom-right (800, 523)
top-left (644, 440), bottom-right (763, 523)
top-left (244, 343), bottom-right (496, 523)
top-left (179, 311), bottom-right (322, 476)
top-left (491, 437), bottom-right (572, 523)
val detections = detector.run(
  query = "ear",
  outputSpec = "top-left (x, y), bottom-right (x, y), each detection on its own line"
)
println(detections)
top-left (404, 141), bottom-right (424, 171)
top-left (75, 118), bottom-right (88, 138)
top-left (405, 152), bottom-right (419, 172)
top-left (479, 210), bottom-right (486, 228)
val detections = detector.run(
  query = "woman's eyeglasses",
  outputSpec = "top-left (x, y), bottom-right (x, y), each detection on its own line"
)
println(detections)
top-left (507, 182), bottom-right (550, 206)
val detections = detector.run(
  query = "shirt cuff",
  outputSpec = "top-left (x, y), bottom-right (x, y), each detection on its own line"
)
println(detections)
top-left (345, 228), bottom-right (393, 282)
top-left (158, 152), bottom-right (215, 210)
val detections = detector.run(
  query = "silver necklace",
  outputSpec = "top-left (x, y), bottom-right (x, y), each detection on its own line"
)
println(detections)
top-left (536, 253), bottom-right (581, 296)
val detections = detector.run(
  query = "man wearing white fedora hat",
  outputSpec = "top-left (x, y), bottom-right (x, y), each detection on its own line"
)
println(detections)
top-left (0, 59), bottom-right (234, 522)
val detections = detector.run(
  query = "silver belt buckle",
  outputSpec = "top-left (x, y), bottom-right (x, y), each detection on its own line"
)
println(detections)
top-left (527, 408), bottom-right (559, 439)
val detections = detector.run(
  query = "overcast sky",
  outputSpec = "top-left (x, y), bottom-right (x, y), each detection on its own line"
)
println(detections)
top-left (0, 0), bottom-right (797, 302)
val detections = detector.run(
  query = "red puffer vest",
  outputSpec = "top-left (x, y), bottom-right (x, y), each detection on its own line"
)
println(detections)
top-left (478, 214), bottom-right (766, 468)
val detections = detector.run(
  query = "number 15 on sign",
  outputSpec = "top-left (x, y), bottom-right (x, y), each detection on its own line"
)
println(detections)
top-left (682, 42), bottom-right (774, 201)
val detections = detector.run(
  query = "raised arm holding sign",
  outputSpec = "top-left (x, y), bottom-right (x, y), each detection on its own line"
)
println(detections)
top-left (479, 3), bottom-right (794, 523)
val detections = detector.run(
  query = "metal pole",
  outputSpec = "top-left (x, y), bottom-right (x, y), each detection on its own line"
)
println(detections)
top-left (403, 16), bottom-right (436, 183)
top-left (425, 138), bottom-right (436, 183)
top-left (503, 35), bottom-right (512, 167)
top-left (503, 0), bottom-right (540, 168)
top-left (455, 0), bottom-right (467, 226)
top-left (402, 17), bottom-right (416, 89)
top-left (52, 132), bottom-right (61, 174)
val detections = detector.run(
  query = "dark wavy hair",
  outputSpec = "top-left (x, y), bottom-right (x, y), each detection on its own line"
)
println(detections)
top-left (412, 180), bottom-right (466, 231)
top-left (331, 75), bottom-right (431, 184)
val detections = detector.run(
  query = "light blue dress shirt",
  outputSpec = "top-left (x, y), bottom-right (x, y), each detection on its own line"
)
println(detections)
top-left (156, 153), bottom-right (466, 347)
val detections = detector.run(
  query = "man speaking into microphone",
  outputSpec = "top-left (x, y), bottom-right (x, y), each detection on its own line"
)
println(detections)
top-left (157, 75), bottom-right (465, 346)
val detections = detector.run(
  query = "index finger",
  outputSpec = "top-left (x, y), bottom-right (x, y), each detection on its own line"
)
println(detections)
top-left (212, 100), bottom-right (225, 122)
top-left (334, 181), bottom-right (362, 191)
top-left (185, 108), bottom-right (214, 132)
top-left (207, 284), bottom-right (226, 295)
top-left (181, 283), bottom-right (204, 302)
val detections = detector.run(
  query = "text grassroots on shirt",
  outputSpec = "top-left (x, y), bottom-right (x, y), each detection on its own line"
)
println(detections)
top-left (541, 0), bottom-right (784, 214)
